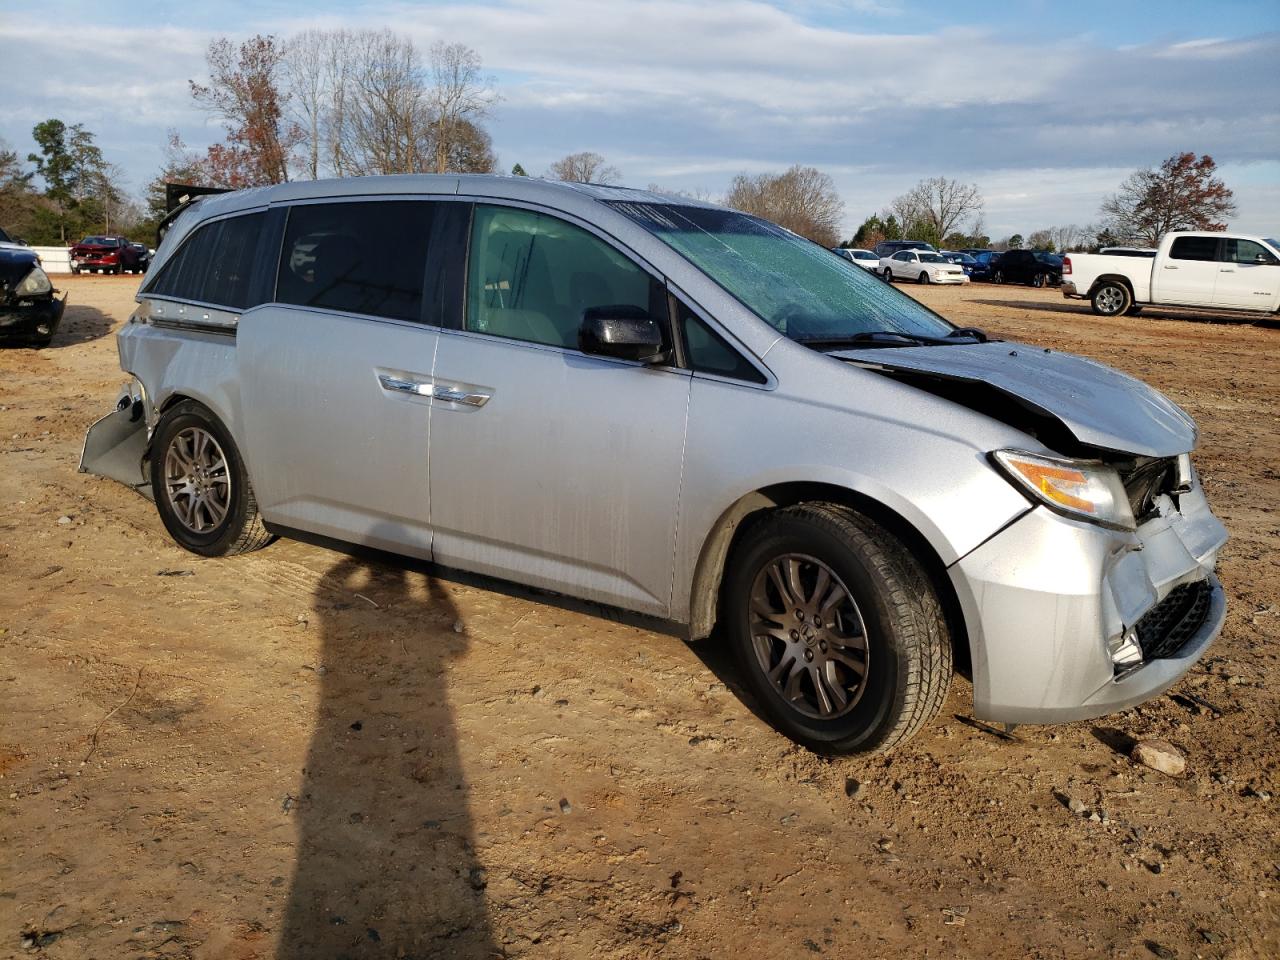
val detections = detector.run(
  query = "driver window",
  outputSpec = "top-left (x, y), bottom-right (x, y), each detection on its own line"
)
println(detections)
top-left (467, 205), bottom-right (653, 349)
top-left (1223, 238), bottom-right (1274, 265)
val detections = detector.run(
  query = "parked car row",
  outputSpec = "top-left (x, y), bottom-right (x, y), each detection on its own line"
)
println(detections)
top-left (832, 240), bottom-right (1065, 288)
top-left (70, 235), bottom-right (152, 275)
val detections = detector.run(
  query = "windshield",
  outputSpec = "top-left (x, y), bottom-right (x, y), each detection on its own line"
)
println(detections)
top-left (610, 202), bottom-right (954, 342)
top-left (1266, 239), bottom-right (1279, 251)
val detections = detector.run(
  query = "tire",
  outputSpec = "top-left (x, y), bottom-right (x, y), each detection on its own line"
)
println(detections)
top-left (150, 400), bottom-right (275, 557)
top-left (1091, 281), bottom-right (1131, 317)
top-left (723, 503), bottom-right (952, 754)
top-left (70, 266), bottom-right (80, 275)
top-left (1031, 272), bottom-right (1046, 288)
top-left (917, 271), bottom-right (930, 284)
top-left (881, 267), bottom-right (894, 283)
top-left (993, 270), bottom-right (1004, 284)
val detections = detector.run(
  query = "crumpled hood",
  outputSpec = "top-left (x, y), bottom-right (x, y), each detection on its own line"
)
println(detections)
top-left (832, 341), bottom-right (1196, 458)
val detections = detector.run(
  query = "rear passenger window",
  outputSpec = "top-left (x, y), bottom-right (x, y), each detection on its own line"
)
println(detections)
top-left (277, 201), bottom-right (431, 322)
top-left (1169, 236), bottom-right (1219, 262)
top-left (466, 205), bottom-right (653, 349)
top-left (147, 211), bottom-right (265, 310)
top-left (679, 302), bottom-right (765, 383)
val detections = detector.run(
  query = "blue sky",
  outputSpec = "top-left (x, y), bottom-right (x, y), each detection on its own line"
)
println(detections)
top-left (1, 1), bottom-right (1277, 238)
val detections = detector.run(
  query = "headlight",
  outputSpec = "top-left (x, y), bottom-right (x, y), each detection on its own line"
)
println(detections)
top-left (14, 266), bottom-right (52, 297)
top-left (993, 449), bottom-right (1135, 531)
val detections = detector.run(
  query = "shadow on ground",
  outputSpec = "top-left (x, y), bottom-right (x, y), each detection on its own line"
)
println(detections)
top-left (278, 534), bottom-right (498, 958)
top-left (52, 303), bottom-right (117, 347)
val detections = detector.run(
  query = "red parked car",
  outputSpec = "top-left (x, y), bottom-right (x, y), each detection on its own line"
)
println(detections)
top-left (69, 235), bottom-right (145, 275)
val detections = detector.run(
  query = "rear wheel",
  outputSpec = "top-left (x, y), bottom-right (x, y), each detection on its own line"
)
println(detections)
top-left (723, 503), bottom-right (952, 754)
top-left (993, 269), bottom-right (1004, 284)
top-left (1091, 281), bottom-right (1131, 317)
top-left (1031, 272), bottom-right (1046, 288)
top-left (150, 400), bottom-right (275, 557)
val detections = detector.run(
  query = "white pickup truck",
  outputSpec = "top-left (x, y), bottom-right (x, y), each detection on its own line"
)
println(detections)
top-left (1063, 231), bottom-right (1280, 317)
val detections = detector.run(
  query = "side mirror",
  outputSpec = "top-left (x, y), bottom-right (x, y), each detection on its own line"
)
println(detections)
top-left (578, 305), bottom-right (667, 363)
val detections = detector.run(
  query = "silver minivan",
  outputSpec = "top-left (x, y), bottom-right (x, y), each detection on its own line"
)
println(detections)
top-left (82, 175), bottom-right (1228, 753)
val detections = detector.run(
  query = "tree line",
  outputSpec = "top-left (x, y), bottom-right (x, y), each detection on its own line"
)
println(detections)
top-left (0, 22), bottom-right (1240, 254)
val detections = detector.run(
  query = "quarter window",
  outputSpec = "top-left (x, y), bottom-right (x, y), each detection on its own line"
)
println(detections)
top-left (146, 211), bottom-right (265, 310)
top-left (679, 301), bottom-right (765, 383)
top-left (1222, 238), bottom-right (1276, 265)
top-left (277, 201), bottom-right (431, 323)
top-left (466, 205), bottom-right (653, 349)
top-left (1169, 236), bottom-right (1219, 262)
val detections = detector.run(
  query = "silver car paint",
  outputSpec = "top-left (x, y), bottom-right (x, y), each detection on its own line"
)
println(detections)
top-left (89, 174), bottom-right (1228, 725)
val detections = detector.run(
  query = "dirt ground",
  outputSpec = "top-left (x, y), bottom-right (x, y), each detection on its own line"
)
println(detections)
top-left (1, 274), bottom-right (1277, 960)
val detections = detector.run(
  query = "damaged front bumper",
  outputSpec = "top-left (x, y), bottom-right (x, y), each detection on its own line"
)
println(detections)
top-left (79, 380), bottom-right (153, 499)
top-left (951, 481), bottom-right (1228, 725)
top-left (0, 291), bottom-right (67, 343)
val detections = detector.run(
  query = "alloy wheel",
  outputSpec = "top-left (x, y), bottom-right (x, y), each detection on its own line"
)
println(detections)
top-left (748, 554), bottom-right (870, 720)
top-left (163, 426), bottom-right (232, 534)
top-left (1095, 285), bottom-right (1126, 314)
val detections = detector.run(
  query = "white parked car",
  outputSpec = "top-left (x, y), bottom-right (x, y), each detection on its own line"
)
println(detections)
top-left (879, 249), bottom-right (970, 284)
top-left (1064, 231), bottom-right (1280, 316)
top-left (831, 247), bottom-right (881, 271)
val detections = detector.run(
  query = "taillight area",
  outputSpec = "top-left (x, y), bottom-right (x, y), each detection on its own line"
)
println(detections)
top-left (1063, 256), bottom-right (1072, 275)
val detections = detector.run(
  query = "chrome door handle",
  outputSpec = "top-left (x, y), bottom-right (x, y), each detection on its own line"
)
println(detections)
top-left (1163, 265), bottom-right (1178, 269)
top-left (433, 386), bottom-right (490, 407)
top-left (378, 373), bottom-right (432, 396)
top-left (1220, 268), bottom-right (1235, 273)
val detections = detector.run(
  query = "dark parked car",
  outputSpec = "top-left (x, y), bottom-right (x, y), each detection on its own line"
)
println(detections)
top-left (872, 239), bottom-right (937, 258)
top-left (0, 225), bottom-right (66, 346)
top-left (940, 250), bottom-right (979, 277)
top-left (968, 250), bottom-right (1001, 281)
top-left (128, 242), bottom-right (152, 272)
top-left (70, 235), bottom-right (145, 275)
top-left (990, 249), bottom-right (1062, 287)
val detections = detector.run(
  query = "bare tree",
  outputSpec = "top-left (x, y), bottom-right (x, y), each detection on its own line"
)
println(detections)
top-left (1100, 153), bottom-right (1236, 246)
top-left (283, 30), bottom-right (332, 179)
top-left (888, 177), bottom-right (983, 246)
top-left (724, 165), bottom-right (844, 247)
top-left (427, 42), bottom-right (497, 175)
top-left (548, 151), bottom-right (621, 184)
top-left (338, 29), bottom-right (431, 176)
top-left (190, 35), bottom-right (301, 185)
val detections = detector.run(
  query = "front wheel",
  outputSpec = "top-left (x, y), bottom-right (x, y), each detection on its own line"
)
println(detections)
top-left (1091, 281), bottom-right (1132, 317)
top-left (1031, 272), bottom-right (1046, 288)
top-left (723, 503), bottom-right (952, 754)
top-left (881, 267), bottom-right (894, 283)
top-left (150, 400), bottom-right (275, 557)
top-left (992, 270), bottom-right (1004, 284)
top-left (917, 271), bottom-right (930, 284)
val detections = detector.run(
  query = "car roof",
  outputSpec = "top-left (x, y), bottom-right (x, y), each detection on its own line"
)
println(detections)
top-left (185, 174), bottom-right (722, 223)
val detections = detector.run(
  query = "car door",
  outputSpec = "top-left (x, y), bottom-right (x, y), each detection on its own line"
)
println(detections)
top-left (427, 201), bottom-right (692, 617)
top-left (1214, 238), bottom-right (1280, 310)
top-left (892, 251), bottom-right (914, 280)
top-left (1155, 235), bottom-right (1220, 306)
top-left (238, 198), bottom-right (448, 558)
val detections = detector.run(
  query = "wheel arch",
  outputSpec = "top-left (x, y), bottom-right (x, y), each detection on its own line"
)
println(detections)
top-left (1087, 273), bottom-right (1136, 299)
top-left (686, 481), bottom-right (971, 673)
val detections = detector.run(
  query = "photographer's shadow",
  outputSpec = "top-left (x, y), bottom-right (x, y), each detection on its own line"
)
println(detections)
top-left (279, 537), bottom-right (497, 958)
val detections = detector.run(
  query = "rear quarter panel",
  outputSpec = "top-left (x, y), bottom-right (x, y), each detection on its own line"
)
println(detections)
top-left (1068, 253), bottom-right (1153, 301)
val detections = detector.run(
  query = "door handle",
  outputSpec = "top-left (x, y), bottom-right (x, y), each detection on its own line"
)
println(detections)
top-left (378, 373), bottom-right (432, 396)
top-left (1163, 265), bottom-right (1178, 270)
top-left (1219, 268), bottom-right (1235, 273)
top-left (433, 386), bottom-right (491, 407)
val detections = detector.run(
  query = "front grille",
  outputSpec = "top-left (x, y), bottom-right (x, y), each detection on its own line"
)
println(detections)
top-left (1121, 456), bottom-right (1176, 522)
top-left (1135, 580), bottom-right (1213, 661)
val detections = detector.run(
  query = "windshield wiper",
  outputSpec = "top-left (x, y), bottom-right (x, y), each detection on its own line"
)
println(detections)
top-left (797, 327), bottom-right (991, 350)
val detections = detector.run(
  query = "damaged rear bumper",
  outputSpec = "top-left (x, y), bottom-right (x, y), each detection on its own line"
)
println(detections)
top-left (79, 383), bottom-right (153, 500)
